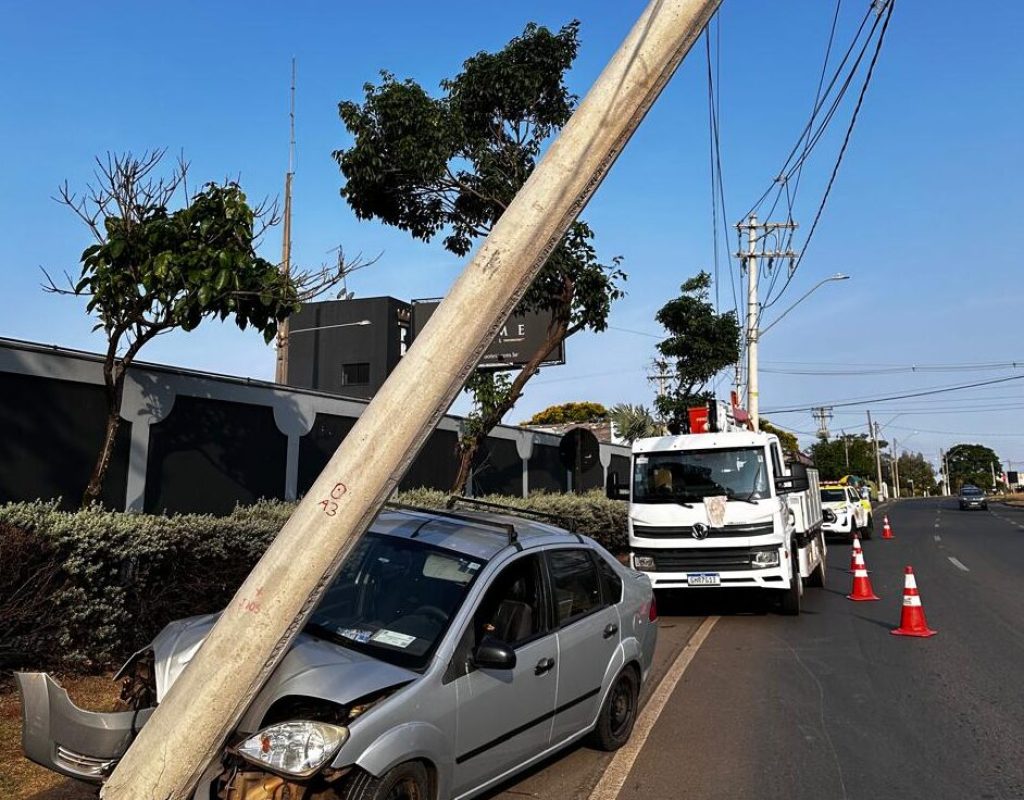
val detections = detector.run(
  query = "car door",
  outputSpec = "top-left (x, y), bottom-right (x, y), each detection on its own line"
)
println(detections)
top-left (847, 488), bottom-right (866, 528)
top-left (546, 547), bottom-right (621, 744)
top-left (450, 553), bottom-right (558, 796)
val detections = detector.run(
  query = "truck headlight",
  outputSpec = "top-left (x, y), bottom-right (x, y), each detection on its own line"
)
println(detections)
top-left (751, 550), bottom-right (780, 568)
top-left (633, 555), bottom-right (656, 571)
top-left (237, 721), bottom-right (349, 777)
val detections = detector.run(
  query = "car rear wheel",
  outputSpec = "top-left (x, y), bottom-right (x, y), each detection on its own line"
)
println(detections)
top-left (589, 666), bottom-right (639, 751)
top-left (339, 761), bottom-right (430, 800)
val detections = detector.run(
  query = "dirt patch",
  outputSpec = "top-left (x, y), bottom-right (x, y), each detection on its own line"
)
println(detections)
top-left (0, 675), bottom-right (119, 799)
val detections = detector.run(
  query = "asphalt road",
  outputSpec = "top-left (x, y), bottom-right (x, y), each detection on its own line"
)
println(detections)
top-left (494, 499), bottom-right (1024, 800)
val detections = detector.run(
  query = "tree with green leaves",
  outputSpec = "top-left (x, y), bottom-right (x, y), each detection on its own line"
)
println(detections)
top-left (525, 401), bottom-right (608, 426)
top-left (653, 272), bottom-right (740, 432)
top-left (810, 434), bottom-right (878, 481)
top-left (945, 443), bottom-right (1001, 492)
top-left (47, 151), bottom-right (354, 506)
top-left (760, 419), bottom-right (799, 457)
top-left (335, 21), bottom-right (625, 493)
top-left (609, 403), bottom-right (661, 444)
top-left (896, 451), bottom-right (937, 496)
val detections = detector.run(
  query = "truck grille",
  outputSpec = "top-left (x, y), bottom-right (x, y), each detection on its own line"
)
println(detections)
top-left (632, 521), bottom-right (774, 539)
top-left (633, 546), bottom-right (776, 572)
top-left (55, 745), bottom-right (117, 777)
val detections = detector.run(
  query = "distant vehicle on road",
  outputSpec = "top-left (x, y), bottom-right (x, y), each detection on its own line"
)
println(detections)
top-left (17, 505), bottom-right (657, 800)
top-left (820, 483), bottom-right (873, 539)
top-left (959, 485), bottom-right (988, 511)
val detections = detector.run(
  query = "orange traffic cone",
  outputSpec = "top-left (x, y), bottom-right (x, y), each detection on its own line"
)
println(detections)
top-left (891, 566), bottom-right (936, 637)
top-left (847, 549), bottom-right (880, 601)
top-left (848, 534), bottom-right (863, 573)
top-left (882, 516), bottom-right (895, 540)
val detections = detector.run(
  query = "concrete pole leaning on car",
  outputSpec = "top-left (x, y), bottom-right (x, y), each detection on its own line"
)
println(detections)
top-left (100, 2), bottom-right (722, 798)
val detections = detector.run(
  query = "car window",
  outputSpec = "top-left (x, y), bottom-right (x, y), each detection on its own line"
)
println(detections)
top-left (308, 533), bottom-right (484, 670)
top-left (473, 554), bottom-right (547, 648)
top-left (547, 549), bottom-right (602, 625)
top-left (595, 554), bottom-right (623, 605)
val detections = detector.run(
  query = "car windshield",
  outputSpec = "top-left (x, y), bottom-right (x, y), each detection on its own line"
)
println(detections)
top-left (821, 489), bottom-right (847, 503)
top-left (306, 533), bottom-right (485, 671)
top-left (961, 487), bottom-right (983, 496)
top-left (633, 447), bottom-right (770, 503)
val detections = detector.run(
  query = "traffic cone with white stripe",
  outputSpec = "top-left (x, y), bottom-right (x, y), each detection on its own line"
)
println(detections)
top-left (891, 566), bottom-right (936, 637)
top-left (848, 534), bottom-right (864, 573)
top-left (882, 515), bottom-right (895, 540)
top-left (847, 549), bottom-right (880, 601)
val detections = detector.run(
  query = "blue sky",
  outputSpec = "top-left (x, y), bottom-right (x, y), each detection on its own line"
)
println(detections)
top-left (2, 1), bottom-right (1022, 475)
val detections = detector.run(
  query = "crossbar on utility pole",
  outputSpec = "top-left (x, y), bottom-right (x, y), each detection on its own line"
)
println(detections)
top-left (100, 2), bottom-right (723, 797)
top-left (735, 215), bottom-right (797, 432)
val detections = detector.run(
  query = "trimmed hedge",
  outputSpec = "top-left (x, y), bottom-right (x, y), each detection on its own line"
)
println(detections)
top-left (0, 492), bottom-right (625, 673)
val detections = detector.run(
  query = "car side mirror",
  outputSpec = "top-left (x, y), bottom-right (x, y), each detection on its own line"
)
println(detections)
top-left (473, 635), bottom-right (517, 670)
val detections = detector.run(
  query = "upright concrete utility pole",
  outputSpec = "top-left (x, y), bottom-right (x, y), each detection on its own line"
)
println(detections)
top-left (891, 437), bottom-right (901, 499)
top-left (735, 214), bottom-right (797, 431)
top-left (274, 59), bottom-right (296, 385)
top-left (101, 3), bottom-right (723, 798)
top-left (868, 411), bottom-right (884, 498)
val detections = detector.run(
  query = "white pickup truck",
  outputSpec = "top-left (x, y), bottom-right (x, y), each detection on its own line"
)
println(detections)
top-left (623, 430), bottom-right (826, 614)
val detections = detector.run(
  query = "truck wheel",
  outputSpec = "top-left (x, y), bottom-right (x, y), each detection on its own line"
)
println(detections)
top-left (778, 544), bottom-right (803, 615)
top-left (807, 533), bottom-right (826, 588)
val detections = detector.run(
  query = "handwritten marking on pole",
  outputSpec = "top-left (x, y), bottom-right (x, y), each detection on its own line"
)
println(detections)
top-left (318, 482), bottom-right (348, 517)
top-left (934, 535), bottom-right (941, 542)
top-left (239, 586), bottom-right (265, 614)
top-left (948, 556), bottom-right (969, 572)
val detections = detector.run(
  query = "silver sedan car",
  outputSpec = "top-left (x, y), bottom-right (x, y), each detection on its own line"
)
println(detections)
top-left (18, 504), bottom-right (657, 800)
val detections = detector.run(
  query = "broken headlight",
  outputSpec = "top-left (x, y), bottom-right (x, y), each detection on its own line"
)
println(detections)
top-left (236, 721), bottom-right (349, 777)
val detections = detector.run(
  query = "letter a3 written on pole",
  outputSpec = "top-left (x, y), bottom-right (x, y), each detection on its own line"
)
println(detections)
top-left (100, 2), bottom-right (723, 797)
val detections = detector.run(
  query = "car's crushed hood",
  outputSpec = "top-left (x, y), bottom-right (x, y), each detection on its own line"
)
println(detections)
top-left (147, 614), bottom-right (417, 734)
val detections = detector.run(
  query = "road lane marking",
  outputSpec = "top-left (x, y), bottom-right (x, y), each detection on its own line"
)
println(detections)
top-left (588, 616), bottom-right (719, 800)
top-left (948, 556), bottom-right (970, 572)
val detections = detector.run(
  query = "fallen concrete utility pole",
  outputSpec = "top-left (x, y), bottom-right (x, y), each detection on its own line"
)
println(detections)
top-left (101, 1), bottom-right (721, 797)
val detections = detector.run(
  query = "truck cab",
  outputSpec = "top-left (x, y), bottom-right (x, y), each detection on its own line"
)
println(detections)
top-left (625, 429), bottom-right (826, 615)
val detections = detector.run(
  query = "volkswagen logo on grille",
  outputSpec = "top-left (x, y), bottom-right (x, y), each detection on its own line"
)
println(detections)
top-left (691, 523), bottom-right (710, 540)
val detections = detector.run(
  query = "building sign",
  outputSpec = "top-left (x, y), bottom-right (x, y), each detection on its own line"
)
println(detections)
top-left (410, 300), bottom-right (566, 369)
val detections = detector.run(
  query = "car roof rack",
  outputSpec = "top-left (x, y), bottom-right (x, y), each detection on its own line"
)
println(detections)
top-left (384, 502), bottom-right (518, 547)
top-left (446, 495), bottom-right (578, 534)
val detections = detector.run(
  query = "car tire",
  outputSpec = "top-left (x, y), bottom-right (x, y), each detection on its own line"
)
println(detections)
top-left (589, 666), bottom-right (640, 752)
top-left (338, 761), bottom-right (430, 800)
top-left (779, 544), bottom-right (803, 615)
top-left (807, 533), bottom-right (826, 589)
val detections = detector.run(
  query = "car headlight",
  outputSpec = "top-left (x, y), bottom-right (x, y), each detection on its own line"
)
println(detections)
top-left (633, 555), bottom-right (656, 571)
top-left (237, 721), bottom-right (349, 777)
top-left (752, 550), bottom-right (780, 568)
top-left (823, 509), bottom-right (837, 523)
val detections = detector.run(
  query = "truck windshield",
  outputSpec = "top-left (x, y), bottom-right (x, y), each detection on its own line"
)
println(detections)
top-left (633, 447), bottom-right (770, 503)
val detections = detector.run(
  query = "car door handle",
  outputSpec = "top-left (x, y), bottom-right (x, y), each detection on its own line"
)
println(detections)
top-left (535, 657), bottom-right (555, 675)
top-left (603, 623), bottom-right (619, 639)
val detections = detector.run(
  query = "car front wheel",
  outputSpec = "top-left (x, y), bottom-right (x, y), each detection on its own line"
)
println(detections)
top-left (339, 761), bottom-right (430, 800)
top-left (589, 667), bottom-right (640, 752)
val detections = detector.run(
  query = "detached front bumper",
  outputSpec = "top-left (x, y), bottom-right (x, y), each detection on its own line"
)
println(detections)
top-left (15, 672), bottom-right (153, 784)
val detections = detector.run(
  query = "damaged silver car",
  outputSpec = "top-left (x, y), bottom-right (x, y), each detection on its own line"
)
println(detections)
top-left (18, 503), bottom-right (658, 800)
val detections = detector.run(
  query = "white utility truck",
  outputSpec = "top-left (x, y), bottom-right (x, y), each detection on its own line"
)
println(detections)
top-left (623, 410), bottom-right (826, 614)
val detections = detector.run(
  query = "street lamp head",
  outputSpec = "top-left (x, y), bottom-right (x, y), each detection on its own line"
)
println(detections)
top-left (831, 273), bottom-right (850, 281)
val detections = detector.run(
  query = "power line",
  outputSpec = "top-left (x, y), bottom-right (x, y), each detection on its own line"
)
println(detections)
top-left (763, 374), bottom-right (1024, 414)
top-left (761, 361), bottom-right (1024, 376)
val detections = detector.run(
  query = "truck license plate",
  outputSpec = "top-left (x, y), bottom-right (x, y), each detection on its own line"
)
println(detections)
top-left (687, 573), bottom-right (720, 586)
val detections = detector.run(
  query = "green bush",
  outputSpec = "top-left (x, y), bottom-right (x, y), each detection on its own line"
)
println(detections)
top-left (0, 491), bottom-right (625, 673)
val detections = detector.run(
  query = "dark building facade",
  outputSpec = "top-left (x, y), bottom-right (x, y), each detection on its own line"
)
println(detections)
top-left (285, 297), bottom-right (409, 400)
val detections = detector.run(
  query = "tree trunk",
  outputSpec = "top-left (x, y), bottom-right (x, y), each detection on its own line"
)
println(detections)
top-left (82, 410), bottom-right (122, 507)
top-left (450, 316), bottom-right (570, 495)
